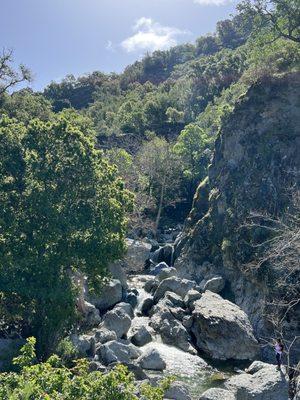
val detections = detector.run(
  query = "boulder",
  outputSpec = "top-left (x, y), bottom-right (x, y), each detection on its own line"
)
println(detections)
top-left (94, 328), bottom-right (117, 344)
top-left (199, 388), bottom-right (235, 400)
top-left (131, 325), bottom-right (153, 347)
top-left (70, 334), bottom-right (94, 356)
top-left (138, 348), bottom-right (166, 371)
top-left (144, 279), bottom-right (159, 294)
top-left (108, 361), bottom-right (149, 380)
top-left (122, 239), bottom-right (152, 273)
top-left (184, 289), bottom-right (202, 309)
top-left (149, 262), bottom-right (169, 276)
top-left (192, 291), bottom-right (258, 360)
top-left (125, 292), bottom-right (138, 308)
top-left (157, 267), bottom-right (177, 282)
top-left (154, 277), bottom-right (196, 302)
top-left (88, 361), bottom-right (107, 372)
top-left (140, 297), bottom-right (154, 316)
top-left (98, 339), bottom-right (141, 365)
top-left (102, 308), bottom-right (131, 338)
top-left (163, 291), bottom-right (185, 308)
top-left (113, 302), bottom-right (134, 319)
top-left (150, 243), bottom-right (174, 266)
top-left (203, 276), bottom-right (225, 293)
top-left (82, 301), bottom-right (101, 326)
top-left (165, 382), bottom-right (191, 400)
top-left (89, 279), bottom-right (122, 312)
top-left (226, 362), bottom-right (289, 399)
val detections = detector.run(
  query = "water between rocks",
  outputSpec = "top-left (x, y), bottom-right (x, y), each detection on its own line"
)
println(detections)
top-left (128, 274), bottom-right (235, 398)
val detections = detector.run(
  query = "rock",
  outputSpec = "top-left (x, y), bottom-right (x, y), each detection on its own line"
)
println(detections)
top-left (154, 277), bottom-right (196, 302)
top-left (150, 244), bottom-right (174, 266)
top-left (184, 289), bottom-right (202, 309)
top-left (82, 301), bottom-right (101, 326)
top-left (163, 291), bottom-right (185, 308)
top-left (199, 388), bottom-right (235, 400)
top-left (157, 267), bottom-right (177, 282)
top-left (122, 239), bottom-right (152, 273)
top-left (89, 279), bottom-right (122, 312)
top-left (140, 297), bottom-right (154, 316)
top-left (144, 279), bottom-right (159, 294)
top-left (70, 334), bottom-right (94, 356)
top-left (203, 276), bottom-right (225, 293)
top-left (131, 325), bottom-right (153, 347)
top-left (113, 302), bottom-right (134, 319)
top-left (192, 291), bottom-right (258, 360)
top-left (149, 262), bottom-right (169, 276)
top-left (138, 348), bottom-right (166, 371)
top-left (98, 339), bottom-right (141, 365)
top-left (165, 382), bottom-right (191, 400)
top-left (125, 292), bottom-right (138, 308)
top-left (245, 360), bottom-right (269, 374)
top-left (149, 298), bottom-right (194, 354)
top-left (226, 362), bottom-right (289, 399)
top-left (182, 315), bottom-right (193, 329)
top-left (102, 308), bottom-right (131, 338)
top-left (108, 262), bottom-right (128, 289)
top-left (94, 328), bottom-right (117, 344)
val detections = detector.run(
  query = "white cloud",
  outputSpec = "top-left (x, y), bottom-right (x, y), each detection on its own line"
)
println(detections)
top-left (194, 0), bottom-right (232, 5)
top-left (121, 17), bottom-right (189, 53)
top-left (106, 40), bottom-right (115, 52)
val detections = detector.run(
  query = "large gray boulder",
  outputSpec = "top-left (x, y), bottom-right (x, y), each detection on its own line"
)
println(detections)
top-left (192, 291), bottom-right (258, 360)
top-left (137, 348), bottom-right (166, 371)
top-left (165, 382), bottom-right (191, 400)
top-left (226, 361), bottom-right (289, 399)
top-left (131, 325), bottom-right (153, 347)
top-left (70, 334), bottom-right (94, 356)
top-left (82, 301), bottom-right (101, 326)
top-left (122, 239), bottom-right (152, 273)
top-left (89, 279), bottom-right (122, 312)
top-left (101, 307), bottom-right (131, 338)
top-left (98, 339), bottom-right (141, 365)
top-left (184, 289), bottom-right (202, 309)
top-left (153, 277), bottom-right (196, 302)
top-left (93, 328), bottom-right (117, 344)
top-left (113, 302), bottom-right (134, 319)
top-left (199, 388), bottom-right (235, 400)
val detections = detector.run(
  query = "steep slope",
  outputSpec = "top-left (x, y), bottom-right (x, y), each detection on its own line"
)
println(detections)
top-left (175, 73), bottom-right (300, 360)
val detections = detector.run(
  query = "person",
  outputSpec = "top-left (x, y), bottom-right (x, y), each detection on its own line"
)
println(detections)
top-left (275, 338), bottom-right (284, 369)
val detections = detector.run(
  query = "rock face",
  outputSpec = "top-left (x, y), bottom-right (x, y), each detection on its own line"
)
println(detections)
top-left (89, 279), bottom-right (122, 312)
top-left (192, 291), bottom-right (258, 360)
top-left (226, 361), bottom-right (289, 400)
top-left (137, 348), bottom-right (166, 370)
top-left (175, 74), bottom-right (300, 361)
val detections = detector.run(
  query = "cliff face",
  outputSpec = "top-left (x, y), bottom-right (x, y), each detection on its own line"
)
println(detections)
top-left (175, 73), bottom-right (300, 359)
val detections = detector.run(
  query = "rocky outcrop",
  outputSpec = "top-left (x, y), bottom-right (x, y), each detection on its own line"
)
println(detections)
top-left (226, 361), bottom-right (289, 399)
top-left (175, 74), bottom-right (300, 361)
top-left (192, 291), bottom-right (258, 360)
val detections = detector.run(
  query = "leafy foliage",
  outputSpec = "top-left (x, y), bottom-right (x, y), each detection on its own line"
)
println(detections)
top-left (0, 115), bottom-right (132, 356)
top-left (0, 338), bottom-right (171, 400)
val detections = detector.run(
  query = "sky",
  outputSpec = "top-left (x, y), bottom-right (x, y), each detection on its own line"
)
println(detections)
top-left (1, 0), bottom-right (238, 91)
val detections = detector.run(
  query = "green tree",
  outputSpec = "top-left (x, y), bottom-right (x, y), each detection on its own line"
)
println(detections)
top-left (0, 115), bottom-right (132, 357)
top-left (0, 49), bottom-right (31, 96)
top-left (238, 0), bottom-right (300, 43)
top-left (174, 123), bottom-right (213, 197)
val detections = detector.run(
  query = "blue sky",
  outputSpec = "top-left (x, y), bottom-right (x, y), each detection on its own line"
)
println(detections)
top-left (1, 0), bottom-right (238, 91)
